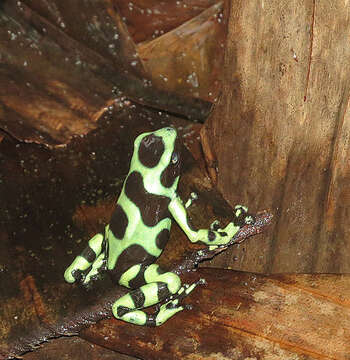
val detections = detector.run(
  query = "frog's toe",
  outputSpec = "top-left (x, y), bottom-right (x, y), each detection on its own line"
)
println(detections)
top-left (167, 279), bottom-right (204, 304)
top-left (155, 299), bottom-right (184, 325)
top-left (82, 253), bottom-right (106, 284)
top-left (244, 214), bottom-right (255, 225)
top-left (210, 220), bottom-right (221, 231)
top-left (164, 298), bottom-right (182, 310)
top-left (159, 294), bottom-right (193, 316)
top-left (233, 205), bottom-right (255, 227)
top-left (64, 266), bottom-right (82, 283)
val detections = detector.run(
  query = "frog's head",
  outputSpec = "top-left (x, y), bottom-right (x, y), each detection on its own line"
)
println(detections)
top-left (132, 127), bottom-right (181, 191)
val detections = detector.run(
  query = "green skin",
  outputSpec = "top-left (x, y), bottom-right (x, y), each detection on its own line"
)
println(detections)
top-left (64, 127), bottom-right (254, 326)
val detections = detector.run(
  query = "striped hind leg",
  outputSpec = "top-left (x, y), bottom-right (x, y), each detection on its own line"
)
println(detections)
top-left (64, 230), bottom-right (106, 284)
top-left (112, 264), bottom-right (201, 326)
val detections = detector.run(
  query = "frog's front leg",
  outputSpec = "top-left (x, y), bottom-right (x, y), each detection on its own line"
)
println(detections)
top-left (112, 264), bottom-right (199, 326)
top-left (169, 195), bottom-right (254, 246)
top-left (64, 228), bottom-right (107, 284)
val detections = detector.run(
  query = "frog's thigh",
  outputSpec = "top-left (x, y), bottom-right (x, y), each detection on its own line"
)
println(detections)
top-left (112, 264), bottom-right (182, 326)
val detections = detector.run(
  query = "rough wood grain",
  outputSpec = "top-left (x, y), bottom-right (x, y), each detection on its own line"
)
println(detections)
top-left (3, 270), bottom-right (349, 359)
top-left (116, 0), bottom-right (219, 43)
top-left (22, 337), bottom-right (134, 360)
top-left (137, 2), bottom-right (226, 102)
top-left (81, 270), bottom-right (350, 360)
top-left (202, 0), bottom-right (350, 273)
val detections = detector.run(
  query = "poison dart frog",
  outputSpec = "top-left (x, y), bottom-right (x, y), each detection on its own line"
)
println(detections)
top-left (64, 127), bottom-right (254, 326)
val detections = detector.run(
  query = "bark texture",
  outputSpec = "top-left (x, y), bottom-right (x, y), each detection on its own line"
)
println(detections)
top-left (202, 0), bottom-right (350, 273)
top-left (82, 270), bottom-right (350, 360)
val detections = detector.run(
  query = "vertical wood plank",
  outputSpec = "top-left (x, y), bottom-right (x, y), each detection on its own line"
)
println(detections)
top-left (203, 0), bottom-right (350, 273)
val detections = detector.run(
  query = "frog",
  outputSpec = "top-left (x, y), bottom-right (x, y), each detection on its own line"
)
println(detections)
top-left (64, 127), bottom-right (254, 326)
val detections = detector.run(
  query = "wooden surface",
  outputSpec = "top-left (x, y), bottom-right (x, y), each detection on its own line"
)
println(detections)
top-left (0, 1), bottom-right (211, 146)
top-left (81, 269), bottom-right (350, 360)
top-left (138, 2), bottom-right (226, 102)
top-left (202, 0), bottom-right (350, 274)
top-left (4, 268), bottom-right (348, 359)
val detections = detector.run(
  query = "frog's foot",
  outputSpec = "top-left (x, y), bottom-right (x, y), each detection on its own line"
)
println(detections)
top-left (234, 205), bottom-right (255, 226)
top-left (165, 278), bottom-right (205, 304)
top-left (65, 251), bottom-right (106, 286)
top-left (210, 206), bottom-right (254, 233)
top-left (152, 298), bottom-right (184, 325)
top-left (112, 270), bottom-right (203, 327)
top-left (192, 205), bottom-right (255, 246)
top-left (160, 278), bottom-right (206, 309)
top-left (82, 253), bottom-right (106, 284)
top-left (206, 205), bottom-right (254, 248)
top-left (64, 232), bottom-right (105, 284)
top-left (153, 279), bottom-right (204, 326)
top-left (113, 298), bottom-right (185, 327)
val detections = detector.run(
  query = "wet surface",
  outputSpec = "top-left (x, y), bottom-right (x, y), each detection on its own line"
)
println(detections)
top-left (117, 0), bottom-right (220, 43)
top-left (0, 1), bottom-right (215, 146)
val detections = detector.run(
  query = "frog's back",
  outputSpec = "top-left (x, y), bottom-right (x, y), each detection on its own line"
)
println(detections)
top-left (106, 127), bottom-right (181, 284)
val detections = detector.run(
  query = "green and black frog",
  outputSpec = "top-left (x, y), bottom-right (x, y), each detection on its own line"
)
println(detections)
top-left (64, 127), bottom-right (254, 326)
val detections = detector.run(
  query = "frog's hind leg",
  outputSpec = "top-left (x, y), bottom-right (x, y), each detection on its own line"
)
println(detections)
top-left (64, 232), bottom-right (105, 284)
top-left (112, 264), bottom-right (200, 326)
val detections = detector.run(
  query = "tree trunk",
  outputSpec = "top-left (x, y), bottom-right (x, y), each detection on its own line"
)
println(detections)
top-left (201, 0), bottom-right (350, 273)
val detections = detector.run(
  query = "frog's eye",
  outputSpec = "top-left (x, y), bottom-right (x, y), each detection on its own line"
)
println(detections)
top-left (171, 152), bottom-right (179, 164)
